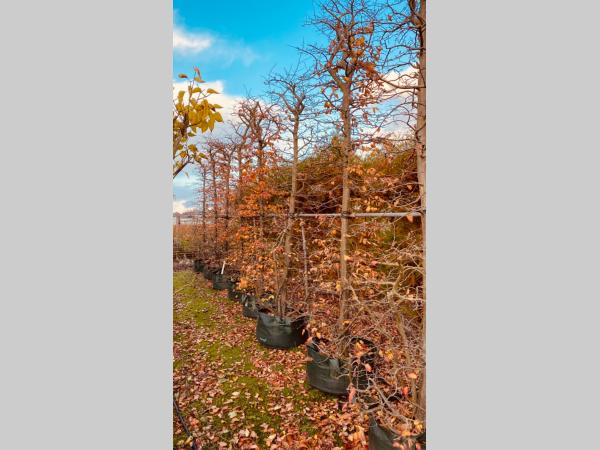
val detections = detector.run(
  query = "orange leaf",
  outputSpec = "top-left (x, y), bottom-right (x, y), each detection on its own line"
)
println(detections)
top-left (348, 385), bottom-right (356, 403)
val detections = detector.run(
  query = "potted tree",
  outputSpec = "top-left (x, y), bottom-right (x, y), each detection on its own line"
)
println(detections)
top-left (252, 69), bottom-right (312, 350)
top-left (368, 416), bottom-right (426, 450)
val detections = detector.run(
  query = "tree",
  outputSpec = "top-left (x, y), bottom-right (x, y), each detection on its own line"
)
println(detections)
top-left (378, 0), bottom-right (426, 422)
top-left (235, 99), bottom-right (282, 296)
top-left (305, 0), bottom-right (382, 334)
top-left (267, 65), bottom-right (311, 318)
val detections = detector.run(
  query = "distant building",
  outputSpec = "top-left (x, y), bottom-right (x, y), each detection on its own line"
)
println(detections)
top-left (173, 210), bottom-right (201, 225)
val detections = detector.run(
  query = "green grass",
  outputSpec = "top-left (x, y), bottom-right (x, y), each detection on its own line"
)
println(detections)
top-left (174, 270), bottom-right (341, 447)
top-left (174, 271), bottom-right (217, 329)
top-left (197, 341), bottom-right (254, 372)
top-left (215, 375), bottom-right (279, 444)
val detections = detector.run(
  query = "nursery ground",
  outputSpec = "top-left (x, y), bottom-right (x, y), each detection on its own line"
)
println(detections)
top-left (173, 270), bottom-right (370, 450)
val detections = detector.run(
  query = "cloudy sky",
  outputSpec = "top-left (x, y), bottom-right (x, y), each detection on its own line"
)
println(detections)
top-left (172, 0), bottom-right (322, 212)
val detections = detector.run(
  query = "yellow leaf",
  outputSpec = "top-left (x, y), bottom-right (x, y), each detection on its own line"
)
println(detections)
top-left (206, 88), bottom-right (219, 94)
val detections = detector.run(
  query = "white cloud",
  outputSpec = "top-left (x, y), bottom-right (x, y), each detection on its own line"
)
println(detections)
top-left (212, 44), bottom-right (258, 67)
top-left (173, 199), bottom-right (192, 214)
top-left (173, 27), bottom-right (213, 54)
top-left (174, 24), bottom-right (257, 66)
top-left (355, 66), bottom-right (419, 139)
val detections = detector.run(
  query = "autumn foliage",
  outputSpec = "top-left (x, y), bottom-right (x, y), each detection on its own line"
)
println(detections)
top-left (174, 0), bottom-right (426, 444)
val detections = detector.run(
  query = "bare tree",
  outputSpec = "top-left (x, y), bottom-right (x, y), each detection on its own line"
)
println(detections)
top-left (266, 65), bottom-right (311, 318)
top-left (304, 0), bottom-right (383, 334)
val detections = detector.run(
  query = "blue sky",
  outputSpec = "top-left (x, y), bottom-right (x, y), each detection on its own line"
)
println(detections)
top-left (173, 0), bottom-right (324, 212)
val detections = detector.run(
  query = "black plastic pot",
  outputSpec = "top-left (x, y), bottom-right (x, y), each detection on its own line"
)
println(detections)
top-left (242, 294), bottom-right (260, 318)
top-left (306, 340), bottom-right (350, 395)
top-left (227, 284), bottom-right (243, 302)
top-left (203, 266), bottom-right (217, 281)
top-left (255, 311), bottom-right (309, 349)
top-left (211, 272), bottom-right (229, 290)
top-left (241, 293), bottom-right (276, 318)
top-left (193, 259), bottom-right (204, 273)
top-left (348, 336), bottom-right (378, 389)
top-left (368, 417), bottom-right (426, 450)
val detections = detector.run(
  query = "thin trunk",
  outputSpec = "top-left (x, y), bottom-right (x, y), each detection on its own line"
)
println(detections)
top-left (211, 158), bottom-right (218, 260)
top-left (280, 120), bottom-right (300, 318)
top-left (338, 88), bottom-right (352, 333)
top-left (224, 158), bottom-right (231, 255)
top-left (301, 221), bottom-right (310, 315)
top-left (201, 167), bottom-right (207, 249)
top-left (237, 144), bottom-right (244, 256)
top-left (413, 0), bottom-right (426, 423)
top-left (257, 144), bottom-right (265, 298)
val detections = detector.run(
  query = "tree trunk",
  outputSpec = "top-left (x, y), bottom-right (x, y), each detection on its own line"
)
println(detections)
top-left (224, 158), bottom-right (231, 255)
top-left (211, 158), bottom-right (218, 260)
top-left (280, 121), bottom-right (300, 318)
top-left (413, 0), bottom-right (427, 424)
top-left (338, 89), bottom-right (352, 333)
top-left (257, 144), bottom-right (265, 297)
top-left (201, 166), bottom-right (207, 249)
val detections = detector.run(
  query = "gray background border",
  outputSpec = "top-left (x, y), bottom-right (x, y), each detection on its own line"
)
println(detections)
top-left (0, 1), bottom-right (172, 449)
top-left (0, 1), bottom-right (598, 449)
top-left (430, 1), bottom-right (600, 448)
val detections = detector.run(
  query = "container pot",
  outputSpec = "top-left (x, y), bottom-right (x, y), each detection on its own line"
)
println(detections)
top-left (212, 272), bottom-right (229, 290)
top-left (241, 294), bottom-right (276, 318)
top-left (202, 266), bottom-right (217, 281)
top-left (368, 417), bottom-right (426, 450)
top-left (306, 339), bottom-right (350, 395)
top-left (227, 283), bottom-right (243, 302)
top-left (305, 336), bottom-right (375, 394)
top-left (242, 294), bottom-right (260, 318)
top-left (255, 311), bottom-right (309, 349)
top-left (193, 259), bottom-right (204, 273)
top-left (348, 336), bottom-right (378, 389)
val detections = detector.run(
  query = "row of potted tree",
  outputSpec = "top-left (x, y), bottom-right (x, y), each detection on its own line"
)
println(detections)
top-left (175, 1), bottom-right (426, 447)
